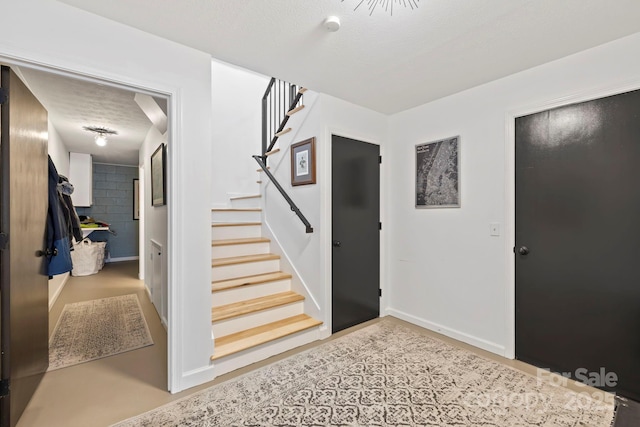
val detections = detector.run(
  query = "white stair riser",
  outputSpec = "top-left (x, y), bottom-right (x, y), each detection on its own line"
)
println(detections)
top-left (211, 225), bottom-right (261, 240)
top-left (230, 198), bottom-right (261, 209)
top-left (212, 210), bottom-right (261, 223)
top-left (212, 259), bottom-right (280, 281)
top-left (213, 327), bottom-right (320, 377)
top-left (212, 302), bottom-right (303, 337)
top-left (212, 279), bottom-right (291, 307)
top-left (211, 242), bottom-right (270, 258)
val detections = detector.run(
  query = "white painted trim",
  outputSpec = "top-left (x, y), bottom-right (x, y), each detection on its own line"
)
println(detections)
top-left (178, 365), bottom-right (216, 391)
top-left (322, 128), bottom-right (385, 339)
top-left (388, 308), bottom-right (506, 356)
top-left (503, 77), bottom-right (640, 361)
top-left (48, 273), bottom-right (70, 311)
top-left (105, 256), bottom-right (140, 263)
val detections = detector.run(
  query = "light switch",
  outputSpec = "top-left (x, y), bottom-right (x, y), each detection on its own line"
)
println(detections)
top-left (490, 222), bottom-right (501, 237)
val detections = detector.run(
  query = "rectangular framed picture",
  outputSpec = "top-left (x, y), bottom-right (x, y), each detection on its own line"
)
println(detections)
top-left (416, 136), bottom-right (460, 208)
top-left (291, 137), bottom-right (316, 186)
top-left (133, 178), bottom-right (140, 220)
top-left (151, 143), bottom-right (166, 207)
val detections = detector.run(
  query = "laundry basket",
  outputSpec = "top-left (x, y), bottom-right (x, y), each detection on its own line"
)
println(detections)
top-left (70, 239), bottom-right (107, 276)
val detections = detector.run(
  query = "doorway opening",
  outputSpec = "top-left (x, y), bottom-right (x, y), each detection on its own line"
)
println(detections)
top-left (0, 60), bottom-right (171, 427)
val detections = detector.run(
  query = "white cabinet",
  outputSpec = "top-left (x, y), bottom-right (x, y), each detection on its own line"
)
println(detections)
top-left (68, 152), bottom-right (92, 207)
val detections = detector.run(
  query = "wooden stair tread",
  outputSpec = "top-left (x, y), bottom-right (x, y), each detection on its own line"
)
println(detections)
top-left (298, 87), bottom-right (308, 94)
top-left (211, 208), bottom-right (261, 212)
top-left (274, 128), bottom-right (292, 137)
top-left (212, 253), bottom-right (279, 267)
top-left (265, 148), bottom-right (280, 157)
top-left (286, 105), bottom-right (305, 116)
top-left (256, 166), bottom-right (271, 172)
top-left (211, 314), bottom-right (322, 360)
top-left (212, 271), bottom-right (292, 292)
top-left (211, 222), bottom-right (261, 228)
top-left (211, 291), bottom-right (304, 322)
top-left (212, 237), bottom-right (270, 247)
top-left (229, 194), bottom-right (261, 201)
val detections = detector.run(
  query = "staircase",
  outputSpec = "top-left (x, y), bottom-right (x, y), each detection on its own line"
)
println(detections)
top-left (209, 195), bottom-right (322, 375)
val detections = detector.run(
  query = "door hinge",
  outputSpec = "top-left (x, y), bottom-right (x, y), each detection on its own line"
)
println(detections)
top-left (0, 233), bottom-right (8, 250)
top-left (379, 222), bottom-right (382, 230)
top-left (0, 88), bottom-right (7, 105)
top-left (379, 289), bottom-right (382, 297)
top-left (0, 379), bottom-right (9, 397)
top-left (379, 156), bottom-right (382, 164)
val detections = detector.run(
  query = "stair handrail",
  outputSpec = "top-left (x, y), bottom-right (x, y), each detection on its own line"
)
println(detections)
top-left (253, 155), bottom-right (313, 233)
top-left (262, 78), bottom-right (305, 160)
top-left (258, 77), bottom-right (312, 233)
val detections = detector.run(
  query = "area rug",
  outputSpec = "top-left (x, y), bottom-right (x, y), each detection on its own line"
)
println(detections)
top-left (49, 294), bottom-right (153, 371)
top-left (112, 319), bottom-right (614, 426)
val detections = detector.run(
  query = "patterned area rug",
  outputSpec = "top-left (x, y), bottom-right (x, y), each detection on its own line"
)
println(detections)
top-left (49, 294), bottom-right (153, 371)
top-left (113, 319), bottom-right (613, 426)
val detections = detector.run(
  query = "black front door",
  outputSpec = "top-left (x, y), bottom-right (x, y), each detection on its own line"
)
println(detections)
top-left (332, 135), bottom-right (380, 333)
top-left (0, 66), bottom-right (50, 427)
top-left (515, 88), bottom-right (640, 400)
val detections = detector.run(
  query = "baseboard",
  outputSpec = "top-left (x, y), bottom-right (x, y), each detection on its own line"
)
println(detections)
top-left (106, 256), bottom-right (139, 263)
top-left (174, 365), bottom-right (216, 393)
top-left (48, 272), bottom-right (70, 311)
top-left (387, 308), bottom-right (506, 356)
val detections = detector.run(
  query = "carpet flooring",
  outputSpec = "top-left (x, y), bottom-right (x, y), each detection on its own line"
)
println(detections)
top-left (113, 319), bottom-right (613, 426)
top-left (49, 294), bottom-right (153, 371)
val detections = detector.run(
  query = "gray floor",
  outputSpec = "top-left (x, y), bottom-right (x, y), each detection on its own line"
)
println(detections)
top-left (16, 261), bottom-right (610, 426)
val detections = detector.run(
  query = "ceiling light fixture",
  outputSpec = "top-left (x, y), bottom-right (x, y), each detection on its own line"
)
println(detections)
top-left (83, 125), bottom-right (117, 147)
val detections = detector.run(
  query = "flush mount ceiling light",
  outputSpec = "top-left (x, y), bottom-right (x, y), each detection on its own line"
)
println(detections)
top-left (83, 125), bottom-right (117, 147)
top-left (342, 0), bottom-right (419, 16)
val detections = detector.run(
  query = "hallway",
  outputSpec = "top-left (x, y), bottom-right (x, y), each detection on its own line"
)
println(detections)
top-left (17, 262), bottom-right (170, 427)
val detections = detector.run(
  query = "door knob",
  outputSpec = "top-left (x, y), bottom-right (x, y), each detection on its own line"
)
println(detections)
top-left (36, 248), bottom-right (58, 257)
top-left (332, 240), bottom-right (341, 247)
top-left (518, 246), bottom-right (530, 255)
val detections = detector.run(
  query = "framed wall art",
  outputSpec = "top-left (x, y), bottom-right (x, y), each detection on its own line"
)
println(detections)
top-left (151, 143), bottom-right (166, 207)
top-left (416, 136), bottom-right (460, 208)
top-left (291, 137), bottom-right (316, 186)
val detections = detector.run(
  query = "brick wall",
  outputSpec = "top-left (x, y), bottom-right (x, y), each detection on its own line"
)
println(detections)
top-left (76, 163), bottom-right (139, 259)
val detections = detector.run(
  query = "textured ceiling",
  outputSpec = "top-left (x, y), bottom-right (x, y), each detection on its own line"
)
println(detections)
top-left (59, 0), bottom-right (640, 114)
top-left (18, 67), bottom-right (152, 165)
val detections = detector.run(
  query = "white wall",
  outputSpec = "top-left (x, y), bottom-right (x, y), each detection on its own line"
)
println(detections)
top-left (48, 122), bottom-right (69, 176)
top-left (211, 59), bottom-right (269, 206)
top-left (1, 0), bottom-right (213, 392)
top-left (263, 92), bottom-right (388, 333)
top-left (47, 122), bottom-right (70, 309)
top-left (140, 127), bottom-right (168, 324)
top-left (387, 31), bottom-right (640, 356)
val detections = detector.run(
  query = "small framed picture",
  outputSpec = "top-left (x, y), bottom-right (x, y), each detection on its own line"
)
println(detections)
top-left (416, 136), bottom-right (460, 208)
top-left (291, 137), bottom-right (316, 186)
top-left (151, 143), bottom-right (166, 207)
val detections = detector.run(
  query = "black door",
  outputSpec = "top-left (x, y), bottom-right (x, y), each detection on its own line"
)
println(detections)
top-left (0, 66), bottom-right (49, 427)
top-left (332, 135), bottom-right (380, 333)
top-left (515, 88), bottom-right (640, 400)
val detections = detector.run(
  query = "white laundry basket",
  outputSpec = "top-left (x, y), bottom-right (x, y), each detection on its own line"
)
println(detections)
top-left (70, 239), bottom-right (107, 276)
